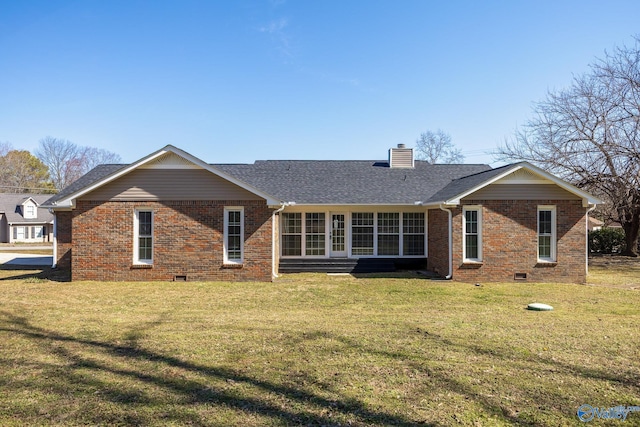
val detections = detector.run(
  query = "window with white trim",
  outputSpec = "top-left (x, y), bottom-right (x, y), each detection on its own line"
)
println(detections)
top-left (224, 207), bottom-right (244, 264)
top-left (25, 204), bottom-right (36, 219)
top-left (134, 210), bottom-right (153, 264)
top-left (377, 212), bottom-right (400, 255)
top-left (305, 213), bottom-right (325, 256)
top-left (538, 206), bottom-right (556, 262)
top-left (463, 206), bottom-right (482, 262)
top-left (352, 213), bottom-right (374, 255)
top-left (403, 212), bottom-right (425, 256)
top-left (282, 213), bottom-right (302, 256)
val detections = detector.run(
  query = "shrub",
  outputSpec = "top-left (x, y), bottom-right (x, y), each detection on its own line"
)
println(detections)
top-left (589, 228), bottom-right (626, 254)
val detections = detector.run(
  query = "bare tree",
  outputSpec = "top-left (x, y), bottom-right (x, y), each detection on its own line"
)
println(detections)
top-left (0, 141), bottom-right (11, 157)
top-left (36, 137), bottom-right (80, 191)
top-left (496, 37), bottom-right (640, 256)
top-left (415, 130), bottom-right (464, 164)
top-left (78, 146), bottom-right (123, 172)
top-left (36, 137), bottom-right (122, 191)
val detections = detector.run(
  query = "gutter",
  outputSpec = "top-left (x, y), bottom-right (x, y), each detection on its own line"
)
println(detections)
top-left (439, 204), bottom-right (453, 279)
top-left (272, 202), bottom-right (295, 279)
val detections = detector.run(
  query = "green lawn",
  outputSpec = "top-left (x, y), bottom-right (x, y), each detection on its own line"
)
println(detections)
top-left (0, 263), bottom-right (638, 426)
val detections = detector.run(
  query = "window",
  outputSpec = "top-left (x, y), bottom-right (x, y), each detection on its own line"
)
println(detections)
top-left (403, 212), bottom-right (425, 256)
top-left (463, 206), bottom-right (482, 261)
top-left (134, 210), bottom-right (153, 264)
top-left (305, 213), bottom-right (325, 256)
top-left (377, 213), bottom-right (400, 255)
top-left (538, 206), bottom-right (556, 262)
top-left (25, 204), bottom-right (35, 219)
top-left (224, 208), bottom-right (244, 264)
top-left (282, 213), bottom-right (302, 256)
top-left (352, 213), bottom-right (374, 255)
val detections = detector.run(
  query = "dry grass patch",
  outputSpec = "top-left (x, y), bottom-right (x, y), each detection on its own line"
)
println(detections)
top-left (0, 266), bottom-right (638, 426)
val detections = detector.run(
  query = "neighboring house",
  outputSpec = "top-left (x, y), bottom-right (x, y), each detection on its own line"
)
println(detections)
top-left (0, 194), bottom-right (55, 243)
top-left (43, 145), bottom-right (601, 283)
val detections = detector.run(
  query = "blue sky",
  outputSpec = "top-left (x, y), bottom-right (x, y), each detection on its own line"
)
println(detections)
top-left (1, 1), bottom-right (638, 166)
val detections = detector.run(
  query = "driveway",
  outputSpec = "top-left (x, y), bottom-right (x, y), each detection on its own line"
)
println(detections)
top-left (0, 252), bottom-right (53, 266)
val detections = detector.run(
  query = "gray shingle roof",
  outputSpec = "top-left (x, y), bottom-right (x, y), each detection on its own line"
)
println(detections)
top-left (425, 163), bottom-right (516, 203)
top-left (215, 160), bottom-right (492, 204)
top-left (43, 164), bottom-right (126, 205)
top-left (43, 159), bottom-right (501, 206)
top-left (0, 193), bottom-right (55, 223)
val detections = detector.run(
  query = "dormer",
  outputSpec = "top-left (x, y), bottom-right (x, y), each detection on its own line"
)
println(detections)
top-left (389, 144), bottom-right (414, 168)
top-left (21, 198), bottom-right (38, 219)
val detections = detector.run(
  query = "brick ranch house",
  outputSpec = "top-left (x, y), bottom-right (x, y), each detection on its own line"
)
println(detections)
top-left (42, 145), bottom-right (601, 283)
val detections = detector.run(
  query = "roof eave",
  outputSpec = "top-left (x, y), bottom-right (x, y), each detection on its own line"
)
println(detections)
top-left (436, 162), bottom-right (603, 206)
top-left (50, 145), bottom-right (282, 208)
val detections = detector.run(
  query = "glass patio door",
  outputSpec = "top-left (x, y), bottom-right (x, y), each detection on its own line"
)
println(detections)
top-left (330, 213), bottom-right (347, 257)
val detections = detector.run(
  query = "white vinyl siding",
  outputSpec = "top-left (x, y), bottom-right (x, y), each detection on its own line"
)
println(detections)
top-left (224, 207), bottom-right (244, 264)
top-left (463, 206), bottom-right (482, 262)
top-left (538, 206), bottom-right (556, 262)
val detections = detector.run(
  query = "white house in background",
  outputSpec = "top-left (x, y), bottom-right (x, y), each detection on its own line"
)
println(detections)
top-left (0, 194), bottom-right (54, 243)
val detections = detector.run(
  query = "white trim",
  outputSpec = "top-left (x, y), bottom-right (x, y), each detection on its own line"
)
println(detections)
top-left (462, 205), bottom-right (483, 262)
top-left (586, 204), bottom-right (596, 276)
top-left (52, 214), bottom-right (57, 268)
top-left (329, 212), bottom-right (348, 257)
top-left (24, 202), bottom-right (37, 219)
top-left (537, 205), bottom-right (557, 262)
top-left (133, 209), bottom-right (154, 265)
top-left (224, 207), bottom-right (244, 265)
top-left (280, 208), bottom-right (427, 259)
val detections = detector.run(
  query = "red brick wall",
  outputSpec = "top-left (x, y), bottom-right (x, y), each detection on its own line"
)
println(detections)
top-left (427, 208), bottom-right (450, 277)
top-left (58, 200), bottom-right (274, 282)
top-left (451, 200), bottom-right (587, 283)
top-left (55, 211), bottom-right (73, 270)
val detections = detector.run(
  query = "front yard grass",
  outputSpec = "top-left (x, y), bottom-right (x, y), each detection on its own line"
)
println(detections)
top-left (0, 263), bottom-right (638, 426)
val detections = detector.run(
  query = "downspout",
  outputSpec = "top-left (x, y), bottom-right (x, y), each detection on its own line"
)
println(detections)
top-left (439, 204), bottom-right (453, 279)
top-left (51, 212), bottom-right (57, 268)
top-left (585, 204), bottom-right (597, 277)
top-left (272, 202), bottom-right (288, 279)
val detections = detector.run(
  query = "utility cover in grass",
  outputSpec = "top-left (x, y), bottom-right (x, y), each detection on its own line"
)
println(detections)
top-left (527, 303), bottom-right (553, 311)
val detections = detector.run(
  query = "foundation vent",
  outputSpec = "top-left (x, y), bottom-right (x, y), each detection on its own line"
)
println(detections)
top-left (174, 275), bottom-right (187, 282)
top-left (514, 272), bottom-right (527, 281)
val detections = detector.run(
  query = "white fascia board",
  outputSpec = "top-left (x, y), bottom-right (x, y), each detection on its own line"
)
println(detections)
top-left (442, 162), bottom-right (603, 206)
top-left (50, 145), bottom-right (282, 208)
